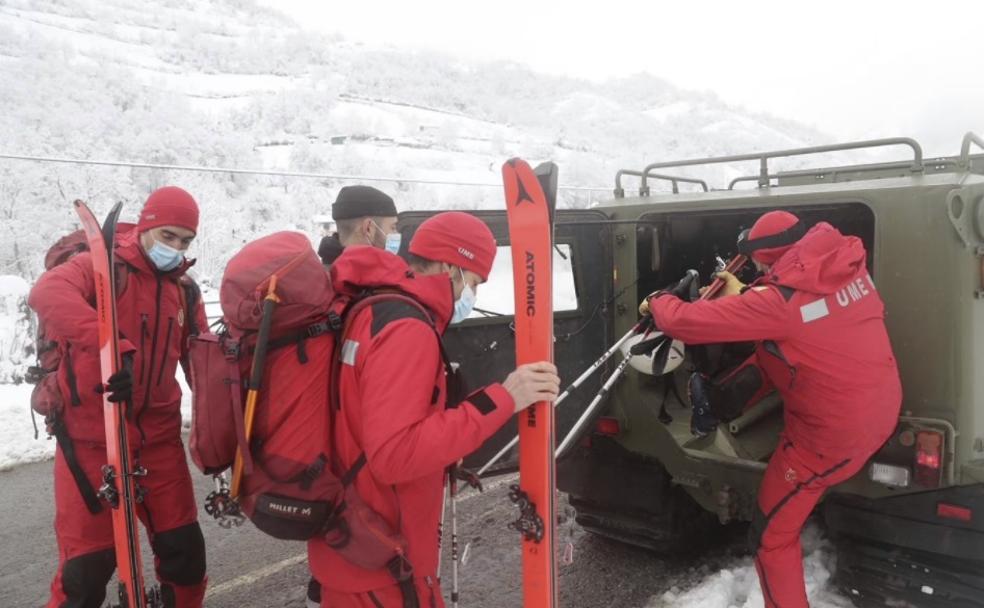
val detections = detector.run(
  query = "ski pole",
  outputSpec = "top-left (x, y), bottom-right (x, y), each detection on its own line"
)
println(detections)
top-left (702, 254), bottom-right (748, 300)
top-left (450, 467), bottom-right (460, 608)
top-left (550, 257), bottom-right (751, 463)
top-left (628, 260), bottom-right (747, 363)
top-left (555, 355), bottom-right (633, 459)
top-left (476, 320), bottom-right (647, 476)
top-left (437, 472), bottom-right (447, 582)
top-left (231, 275), bottom-right (280, 499)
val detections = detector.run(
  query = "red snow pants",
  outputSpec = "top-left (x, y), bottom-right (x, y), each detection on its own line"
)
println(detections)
top-left (751, 435), bottom-right (867, 608)
top-left (47, 439), bottom-right (207, 608)
top-left (320, 578), bottom-right (446, 608)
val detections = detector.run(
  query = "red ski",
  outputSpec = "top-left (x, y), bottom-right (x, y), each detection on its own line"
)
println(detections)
top-left (502, 159), bottom-right (559, 607)
top-left (74, 200), bottom-right (159, 608)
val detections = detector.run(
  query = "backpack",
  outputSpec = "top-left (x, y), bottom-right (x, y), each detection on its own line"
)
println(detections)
top-left (188, 232), bottom-right (437, 580)
top-left (28, 224), bottom-right (200, 515)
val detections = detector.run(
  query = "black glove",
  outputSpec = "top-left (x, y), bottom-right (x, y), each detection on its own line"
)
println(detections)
top-left (648, 270), bottom-right (700, 305)
top-left (105, 367), bottom-right (133, 404)
top-left (667, 269), bottom-right (700, 302)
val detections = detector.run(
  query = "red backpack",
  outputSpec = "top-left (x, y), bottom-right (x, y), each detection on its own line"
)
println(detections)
top-left (188, 232), bottom-right (431, 578)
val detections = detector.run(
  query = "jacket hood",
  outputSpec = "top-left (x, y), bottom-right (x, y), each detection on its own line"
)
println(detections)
top-left (330, 246), bottom-right (454, 331)
top-left (765, 222), bottom-right (867, 295)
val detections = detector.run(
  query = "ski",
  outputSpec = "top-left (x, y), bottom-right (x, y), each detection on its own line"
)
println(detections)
top-left (74, 200), bottom-right (158, 608)
top-left (502, 159), bottom-right (559, 607)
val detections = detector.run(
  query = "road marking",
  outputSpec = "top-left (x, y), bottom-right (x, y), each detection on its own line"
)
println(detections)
top-left (204, 554), bottom-right (307, 599)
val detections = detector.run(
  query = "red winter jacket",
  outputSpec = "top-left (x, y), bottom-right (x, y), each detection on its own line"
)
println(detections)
top-left (649, 223), bottom-right (902, 458)
top-left (29, 226), bottom-right (207, 447)
top-left (307, 247), bottom-right (516, 593)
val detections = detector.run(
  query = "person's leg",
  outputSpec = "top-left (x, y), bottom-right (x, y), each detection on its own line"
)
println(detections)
top-left (750, 438), bottom-right (862, 608)
top-left (307, 577), bottom-right (322, 608)
top-left (47, 445), bottom-right (116, 608)
top-left (139, 440), bottom-right (207, 607)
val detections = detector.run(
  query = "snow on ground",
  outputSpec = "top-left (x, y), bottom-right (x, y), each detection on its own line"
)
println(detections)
top-left (0, 275), bottom-right (32, 383)
top-left (0, 375), bottom-right (193, 471)
top-left (645, 524), bottom-right (856, 608)
top-left (0, 383), bottom-right (55, 471)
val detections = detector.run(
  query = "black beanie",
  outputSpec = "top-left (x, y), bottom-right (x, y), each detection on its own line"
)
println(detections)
top-left (331, 186), bottom-right (397, 220)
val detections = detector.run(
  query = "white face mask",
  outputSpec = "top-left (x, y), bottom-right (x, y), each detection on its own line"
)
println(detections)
top-left (451, 267), bottom-right (476, 324)
top-left (384, 232), bottom-right (402, 255)
top-left (370, 220), bottom-right (400, 254)
top-left (147, 240), bottom-right (184, 271)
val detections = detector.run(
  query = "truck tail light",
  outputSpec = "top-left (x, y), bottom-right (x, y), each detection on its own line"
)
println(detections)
top-left (594, 417), bottom-right (621, 437)
top-left (937, 502), bottom-right (972, 523)
top-left (914, 430), bottom-right (943, 487)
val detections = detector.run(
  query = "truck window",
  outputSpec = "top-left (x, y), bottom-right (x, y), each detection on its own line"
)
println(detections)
top-left (471, 243), bottom-right (578, 318)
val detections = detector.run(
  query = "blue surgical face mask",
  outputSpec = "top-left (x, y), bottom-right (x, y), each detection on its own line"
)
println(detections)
top-left (371, 220), bottom-right (401, 254)
top-left (384, 232), bottom-right (402, 255)
top-left (451, 268), bottom-right (477, 324)
top-left (147, 240), bottom-right (184, 271)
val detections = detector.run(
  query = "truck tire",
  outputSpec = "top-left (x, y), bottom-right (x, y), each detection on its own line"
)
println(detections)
top-left (831, 535), bottom-right (984, 608)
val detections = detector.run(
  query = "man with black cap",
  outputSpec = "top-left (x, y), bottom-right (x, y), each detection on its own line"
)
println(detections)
top-left (639, 211), bottom-right (902, 608)
top-left (317, 185), bottom-right (401, 266)
top-left (310, 184), bottom-right (403, 607)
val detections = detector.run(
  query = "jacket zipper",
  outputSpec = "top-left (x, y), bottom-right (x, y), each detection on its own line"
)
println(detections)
top-left (762, 340), bottom-right (797, 388)
top-left (136, 276), bottom-right (163, 443)
top-left (156, 317), bottom-right (174, 386)
top-left (139, 314), bottom-right (149, 384)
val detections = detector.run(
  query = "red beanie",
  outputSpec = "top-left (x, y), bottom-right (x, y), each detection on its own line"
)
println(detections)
top-left (409, 212), bottom-right (497, 280)
top-left (137, 186), bottom-right (200, 234)
top-left (746, 210), bottom-right (800, 264)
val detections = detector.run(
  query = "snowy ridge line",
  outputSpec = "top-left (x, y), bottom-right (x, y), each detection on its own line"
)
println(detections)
top-left (339, 93), bottom-right (499, 125)
top-left (0, 153), bottom-right (613, 192)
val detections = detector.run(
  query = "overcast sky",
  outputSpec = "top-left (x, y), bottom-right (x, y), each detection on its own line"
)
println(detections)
top-left (262, 0), bottom-right (982, 157)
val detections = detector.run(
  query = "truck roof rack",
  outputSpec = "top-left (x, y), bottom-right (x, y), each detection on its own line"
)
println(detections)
top-left (614, 136), bottom-right (926, 197)
top-left (614, 169), bottom-right (709, 198)
top-left (728, 158), bottom-right (960, 190)
top-left (960, 132), bottom-right (984, 168)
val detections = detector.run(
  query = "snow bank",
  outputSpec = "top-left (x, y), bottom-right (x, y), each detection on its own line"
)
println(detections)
top-left (647, 525), bottom-right (855, 608)
top-left (0, 383), bottom-right (55, 471)
top-left (0, 275), bottom-right (33, 384)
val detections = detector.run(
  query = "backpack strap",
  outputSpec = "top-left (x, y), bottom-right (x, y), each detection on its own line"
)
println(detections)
top-left (330, 293), bottom-right (443, 411)
top-left (328, 293), bottom-right (429, 607)
top-left (50, 415), bottom-right (103, 514)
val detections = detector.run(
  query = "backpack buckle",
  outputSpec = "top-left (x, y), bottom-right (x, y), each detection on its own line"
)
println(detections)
top-left (25, 366), bottom-right (47, 385)
top-left (306, 322), bottom-right (330, 338)
top-left (327, 311), bottom-right (343, 332)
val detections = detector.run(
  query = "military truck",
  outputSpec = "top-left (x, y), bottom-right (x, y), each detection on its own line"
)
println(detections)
top-left (399, 132), bottom-right (984, 607)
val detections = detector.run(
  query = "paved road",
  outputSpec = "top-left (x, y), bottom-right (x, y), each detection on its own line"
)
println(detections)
top-left (0, 447), bottom-right (749, 607)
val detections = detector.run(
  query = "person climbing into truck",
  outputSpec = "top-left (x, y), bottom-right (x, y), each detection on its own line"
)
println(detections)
top-left (640, 210), bottom-right (902, 608)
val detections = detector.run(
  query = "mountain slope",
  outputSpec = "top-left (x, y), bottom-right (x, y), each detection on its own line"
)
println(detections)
top-left (0, 0), bottom-right (828, 283)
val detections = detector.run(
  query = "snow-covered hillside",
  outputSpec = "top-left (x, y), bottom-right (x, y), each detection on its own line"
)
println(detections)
top-left (0, 0), bottom-right (830, 286)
